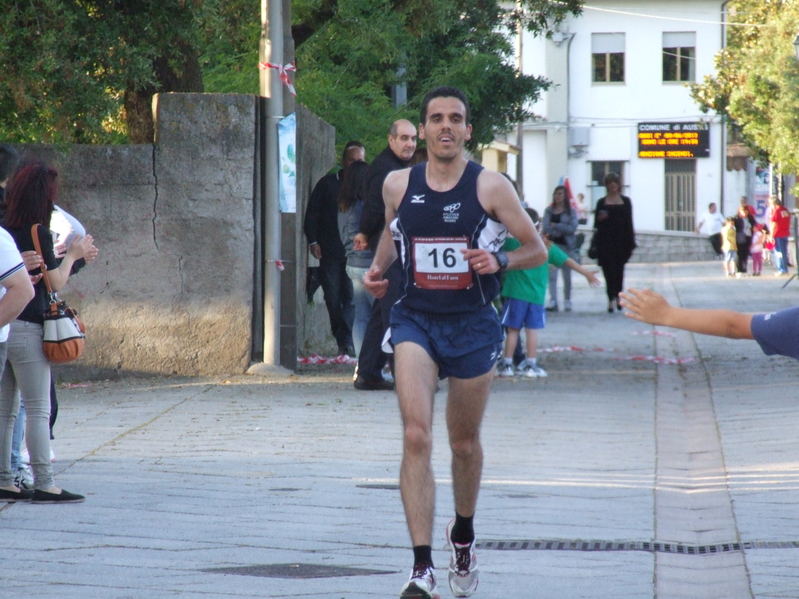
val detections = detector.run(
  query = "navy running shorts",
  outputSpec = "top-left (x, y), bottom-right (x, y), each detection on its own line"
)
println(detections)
top-left (388, 302), bottom-right (503, 380)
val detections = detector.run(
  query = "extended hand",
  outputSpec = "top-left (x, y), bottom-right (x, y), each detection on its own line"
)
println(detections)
top-left (585, 271), bottom-right (601, 287)
top-left (618, 288), bottom-right (671, 324)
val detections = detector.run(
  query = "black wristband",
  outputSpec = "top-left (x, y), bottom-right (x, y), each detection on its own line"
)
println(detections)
top-left (493, 249), bottom-right (509, 272)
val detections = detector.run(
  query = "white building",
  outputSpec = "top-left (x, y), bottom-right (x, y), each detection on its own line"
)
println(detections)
top-left (506, 0), bottom-right (747, 230)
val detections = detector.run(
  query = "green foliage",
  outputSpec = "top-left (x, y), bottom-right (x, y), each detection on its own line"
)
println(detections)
top-left (690, 0), bottom-right (799, 173)
top-left (0, 0), bottom-right (582, 151)
top-left (0, 0), bottom-right (207, 144)
top-left (199, 0), bottom-right (261, 95)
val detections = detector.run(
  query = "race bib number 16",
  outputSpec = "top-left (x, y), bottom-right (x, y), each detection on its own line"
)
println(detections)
top-left (412, 236), bottom-right (473, 290)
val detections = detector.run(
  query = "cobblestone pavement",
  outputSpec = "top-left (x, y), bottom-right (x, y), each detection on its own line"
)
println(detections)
top-left (2, 261), bottom-right (798, 599)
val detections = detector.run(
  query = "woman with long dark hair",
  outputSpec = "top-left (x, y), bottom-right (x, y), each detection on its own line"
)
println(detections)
top-left (337, 161), bottom-right (373, 356)
top-left (0, 159), bottom-right (95, 503)
top-left (542, 185), bottom-right (579, 312)
top-left (593, 173), bottom-right (636, 312)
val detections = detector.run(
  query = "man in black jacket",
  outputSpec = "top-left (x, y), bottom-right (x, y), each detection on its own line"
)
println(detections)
top-left (352, 120), bottom-right (416, 390)
top-left (303, 141), bottom-right (365, 356)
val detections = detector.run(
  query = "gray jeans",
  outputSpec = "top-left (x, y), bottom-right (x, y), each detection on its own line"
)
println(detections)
top-left (0, 320), bottom-right (53, 489)
top-left (548, 246), bottom-right (575, 304)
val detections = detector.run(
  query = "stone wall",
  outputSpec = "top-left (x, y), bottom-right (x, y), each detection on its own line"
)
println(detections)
top-left (20, 93), bottom-right (334, 377)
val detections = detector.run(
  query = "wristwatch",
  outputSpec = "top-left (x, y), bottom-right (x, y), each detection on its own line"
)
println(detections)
top-left (492, 249), bottom-right (509, 272)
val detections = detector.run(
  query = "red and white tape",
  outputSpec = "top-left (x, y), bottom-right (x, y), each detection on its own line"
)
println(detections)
top-left (297, 353), bottom-right (357, 365)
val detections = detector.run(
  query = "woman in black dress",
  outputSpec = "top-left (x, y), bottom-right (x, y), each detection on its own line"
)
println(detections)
top-left (593, 173), bottom-right (636, 312)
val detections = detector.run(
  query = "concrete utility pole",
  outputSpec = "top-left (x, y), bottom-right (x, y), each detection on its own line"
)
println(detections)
top-left (260, 0), bottom-right (284, 366)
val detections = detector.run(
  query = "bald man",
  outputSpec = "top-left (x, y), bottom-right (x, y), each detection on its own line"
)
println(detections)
top-left (352, 120), bottom-right (417, 390)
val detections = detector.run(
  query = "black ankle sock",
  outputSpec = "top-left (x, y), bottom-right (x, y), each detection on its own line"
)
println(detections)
top-left (450, 513), bottom-right (475, 545)
top-left (413, 545), bottom-right (433, 568)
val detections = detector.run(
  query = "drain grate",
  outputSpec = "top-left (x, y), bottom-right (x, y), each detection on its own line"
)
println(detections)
top-left (476, 539), bottom-right (799, 554)
top-left (203, 563), bottom-right (395, 579)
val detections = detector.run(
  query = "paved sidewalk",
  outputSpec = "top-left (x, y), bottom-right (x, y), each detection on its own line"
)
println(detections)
top-left (2, 261), bottom-right (798, 599)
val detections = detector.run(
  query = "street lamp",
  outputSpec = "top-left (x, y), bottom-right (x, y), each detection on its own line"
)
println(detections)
top-left (794, 32), bottom-right (799, 59)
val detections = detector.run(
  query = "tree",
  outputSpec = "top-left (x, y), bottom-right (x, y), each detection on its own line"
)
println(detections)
top-left (0, 0), bottom-right (582, 150)
top-left (690, 0), bottom-right (799, 173)
top-left (0, 1), bottom-right (207, 144)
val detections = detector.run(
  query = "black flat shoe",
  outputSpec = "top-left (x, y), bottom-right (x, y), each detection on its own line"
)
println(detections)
top-left (0, 487), bottom-right (34, 502)
top-left (31, 489), bottom-right (85, 504)
top-left (353, 376), bottom-right (395, 391)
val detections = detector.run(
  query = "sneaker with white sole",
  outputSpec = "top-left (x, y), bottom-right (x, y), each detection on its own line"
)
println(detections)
top-left (400, 562), bottom-right (439, 599)
top-left (14, 465), bottom-right (33, 490)
top-left (564, 300), bottom-right (572, 312)
top-left (496, 364), bottom-right (514, 377)
top-left (446, 519), bottom-right (479, 597)
top-left (519, 363), bottom-right (547, 378)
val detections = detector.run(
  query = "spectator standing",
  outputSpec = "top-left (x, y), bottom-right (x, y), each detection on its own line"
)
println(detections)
top-left (337, 161), bottom-right (373, 358)
top-left (351, 120), bottom-right (417, 391)
top-left (303, 141), bottom-right (365, 356)
top-left (0, 159), bottom-right (95, 503)
top-left (593, 172), bottom-right (636, 312)
top-left (770, 197), bottom-right (791, 275)
top-left (733, 204), bottom-right (756, 276)
top-left (497, 208), bottom-right (599, 378)
top-left (574, 192), bottom-right (589, 225)
top-left (721, 217), bottom-right (737, 277)
top-left (542, 185), bottom-right (579, 312)
top-left (696, 202), bottom-right (725, 258)
top-left (750, 224), bottom-right (765, 276)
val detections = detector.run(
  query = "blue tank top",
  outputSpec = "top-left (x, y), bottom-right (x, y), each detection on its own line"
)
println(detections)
top-left (390, 161), bottom-right (507, 314)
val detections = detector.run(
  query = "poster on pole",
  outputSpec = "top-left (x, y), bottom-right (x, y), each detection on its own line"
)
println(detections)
top-left (278, 112), bottom-right (297, 213)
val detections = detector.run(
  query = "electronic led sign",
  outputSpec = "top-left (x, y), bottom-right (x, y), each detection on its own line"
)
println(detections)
top-left (637, 122), bottom-right (710, 159)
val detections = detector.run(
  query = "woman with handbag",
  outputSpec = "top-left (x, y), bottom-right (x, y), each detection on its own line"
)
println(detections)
top-left (0, 159), bottom-right (95, 503)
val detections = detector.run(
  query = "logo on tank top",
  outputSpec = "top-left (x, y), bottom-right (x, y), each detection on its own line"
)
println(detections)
top-left (443, 203), bottom-right (461, 223)
top-left (411, 194), bottom-right (426, 203)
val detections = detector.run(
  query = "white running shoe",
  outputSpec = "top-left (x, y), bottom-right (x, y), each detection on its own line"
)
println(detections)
top-left (400, 562), bottom-right (439, 599)
top-left (519, 363), bottom-right (548, 378)
top-left (13, 465), bottom-right (33, 490)
top-left (446, 519), bottom-right (479, 597)
top-left (496, 364), bottom-right (514, 377)
top-left (564, 300), bottom-right (572, 312)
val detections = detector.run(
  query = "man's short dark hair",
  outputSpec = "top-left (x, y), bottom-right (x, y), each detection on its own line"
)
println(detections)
top-left (708, 202), bottom-right (716, 209)
top-left (0, 144), bottom-right (19, 182)
top-left (420, 87), bottom-right (470, 125)
top-left (342, 140), bottom-right (364, 164)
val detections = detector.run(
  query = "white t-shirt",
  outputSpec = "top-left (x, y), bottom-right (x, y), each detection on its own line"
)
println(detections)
top-left (697, 210), bottom-right (725, 236)
top-left (0, 228), bottom-right (25, 343)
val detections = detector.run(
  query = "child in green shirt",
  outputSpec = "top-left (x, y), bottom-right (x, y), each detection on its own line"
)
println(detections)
top-left (498, 208), bottom-right (600, 377)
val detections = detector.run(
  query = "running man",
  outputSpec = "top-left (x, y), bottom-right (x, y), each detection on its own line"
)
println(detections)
top-left (364, 87), bottom-right (547, 599)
